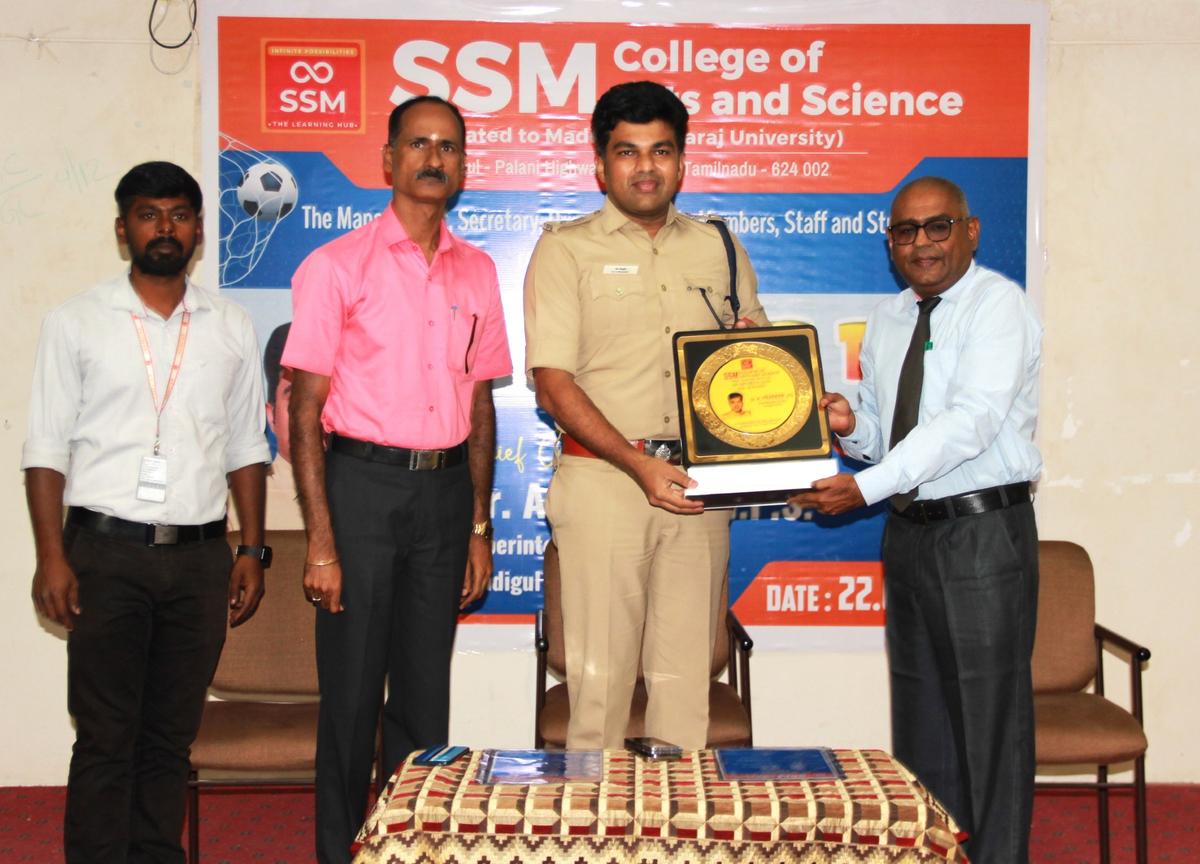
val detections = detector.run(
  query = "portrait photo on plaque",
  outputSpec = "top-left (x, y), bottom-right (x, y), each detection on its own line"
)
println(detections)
top-left (673, 324), bottom-right (838, 507)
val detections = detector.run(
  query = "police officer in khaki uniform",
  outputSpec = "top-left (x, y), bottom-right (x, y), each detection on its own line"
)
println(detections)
top-left (523, 81), bottom-right (768, 750)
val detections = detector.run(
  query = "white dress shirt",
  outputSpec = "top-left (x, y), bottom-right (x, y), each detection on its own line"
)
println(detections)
top-left (22, 272), bottom-right (270, 524)
top-left (839, 261), bottom-right (1043, 506)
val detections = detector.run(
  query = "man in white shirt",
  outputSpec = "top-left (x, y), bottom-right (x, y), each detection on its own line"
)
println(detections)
top-left (22, 161), bottom-right (271, 863)
top-left (792, 177), bottom-right (1042, 864)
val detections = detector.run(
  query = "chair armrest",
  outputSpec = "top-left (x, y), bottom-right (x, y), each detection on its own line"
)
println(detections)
top-left (1095, 624), bottom-right (1151, 663)
top-left (535, 608), bottom-right (548, 654)
top-left (1093, 622), bottom-right (1150, 725)
top-left (534, 608), bottom-right (548, 747)
top-left (725, 610), bottom-right (754, 743)
top-left (727, 610), bottom-right (754, 652)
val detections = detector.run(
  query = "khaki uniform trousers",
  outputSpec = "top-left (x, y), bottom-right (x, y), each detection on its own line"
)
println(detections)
top-left (547, 454), bottom-right (732, 751)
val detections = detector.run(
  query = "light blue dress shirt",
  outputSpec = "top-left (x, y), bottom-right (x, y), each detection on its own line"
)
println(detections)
top-left (839, 261), bottom-right (1043, 506)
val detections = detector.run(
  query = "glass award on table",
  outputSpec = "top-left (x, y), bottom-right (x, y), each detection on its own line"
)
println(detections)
top-left (475, 749), bottom-right (604, 785)
top-left (673, 324), bottom-right (838, 509)
top-left (714, 747), bottom-right (844, 781)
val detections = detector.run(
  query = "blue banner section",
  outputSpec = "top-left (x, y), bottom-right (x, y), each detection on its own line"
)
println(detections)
top-left (729, 501), bottom-right (889, 607)
top-left (483, 406), bottom-right (555, 615)
top-left (220, 152), bottom-right (1026, 293)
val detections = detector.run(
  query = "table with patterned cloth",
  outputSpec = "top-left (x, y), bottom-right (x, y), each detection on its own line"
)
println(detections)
top-left (352, 748), bottom-right (968, 863)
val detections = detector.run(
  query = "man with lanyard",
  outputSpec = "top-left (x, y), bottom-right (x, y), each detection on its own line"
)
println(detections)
top-left (792, 176), bottom-right (1043, 863)
top-left (284, 95), bottom-right (510, 864)
top-left (524, 81), bottom-right (768, 751)
top-left (23, 161), bottom-right (270, 862)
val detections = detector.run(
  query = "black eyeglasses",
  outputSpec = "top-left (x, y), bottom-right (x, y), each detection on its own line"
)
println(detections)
top-left (887, 216), bottom-right (971, 246)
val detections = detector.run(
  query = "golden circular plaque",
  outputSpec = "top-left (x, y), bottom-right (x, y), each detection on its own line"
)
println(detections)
top-left (691, 341), bottom-right (813, 449)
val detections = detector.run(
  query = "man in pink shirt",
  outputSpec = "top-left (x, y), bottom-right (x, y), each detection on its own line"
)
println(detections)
top-left (282, 96), bottom-right (511, 864)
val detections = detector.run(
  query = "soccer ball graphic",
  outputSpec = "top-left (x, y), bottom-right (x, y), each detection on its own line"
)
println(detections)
top-left (236, 161), bottom-right (299, 221)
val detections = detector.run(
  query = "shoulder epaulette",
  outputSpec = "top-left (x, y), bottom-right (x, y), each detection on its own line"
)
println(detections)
top-left (682, 211), bottom-right (725, 231)
top-left (542, 211), bottom-right (602, 233)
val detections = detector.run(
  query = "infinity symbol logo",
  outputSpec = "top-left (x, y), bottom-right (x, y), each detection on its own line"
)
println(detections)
top-left (290, 61), bottom-right (334, 84)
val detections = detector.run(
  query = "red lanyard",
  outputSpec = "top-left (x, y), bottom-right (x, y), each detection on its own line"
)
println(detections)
top-left (131, 310), bottom-right (190, 455)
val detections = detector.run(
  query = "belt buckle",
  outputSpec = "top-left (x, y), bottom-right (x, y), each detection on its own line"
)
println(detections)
top-left (651, 441), bottom-right (673, 462)
top-left (409, 449), bottom-right (442, 470)
top-left (151, 524), bottom-right (179, 545)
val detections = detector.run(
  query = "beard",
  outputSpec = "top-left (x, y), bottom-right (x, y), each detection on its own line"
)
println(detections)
top-left (132, 237), bottom-right (192, 276)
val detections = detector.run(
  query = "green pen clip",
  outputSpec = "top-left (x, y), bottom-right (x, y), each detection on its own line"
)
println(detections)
top-left (924, 340), bottom-right (933, 350)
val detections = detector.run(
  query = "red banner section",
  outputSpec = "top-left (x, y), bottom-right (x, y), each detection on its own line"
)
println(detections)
top-left (732, 561), bottom-right (885, 626)
top-left (220, 19), bottom-right (1028, 193)
top-left (262, 40), bottom-right (366, 133)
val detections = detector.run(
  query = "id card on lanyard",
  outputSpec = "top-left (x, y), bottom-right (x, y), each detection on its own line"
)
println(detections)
top-left (132, 310), bottom-right (190, 503)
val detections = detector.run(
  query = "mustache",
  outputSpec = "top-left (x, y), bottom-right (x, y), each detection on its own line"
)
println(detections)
top-left (148, 237), bottom-right (184, 254)
top-left (416, 167), bottom-right (448, 182)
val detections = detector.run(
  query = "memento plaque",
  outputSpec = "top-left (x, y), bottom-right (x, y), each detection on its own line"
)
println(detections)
top-left (673, 325), bottom-right (837, 507)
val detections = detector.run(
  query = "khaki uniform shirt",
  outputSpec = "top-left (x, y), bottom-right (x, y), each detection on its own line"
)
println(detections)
top-left (524, 198), bottom-right (767, 439)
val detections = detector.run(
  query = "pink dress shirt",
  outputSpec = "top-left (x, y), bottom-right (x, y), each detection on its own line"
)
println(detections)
top-left (283, 206), bottom-right (511, 449)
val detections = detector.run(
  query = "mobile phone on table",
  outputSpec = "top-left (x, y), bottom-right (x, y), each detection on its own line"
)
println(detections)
top-left (413, 745), bottom-right (470, 766)
top-left (625, 736), bottom-right (683, 760)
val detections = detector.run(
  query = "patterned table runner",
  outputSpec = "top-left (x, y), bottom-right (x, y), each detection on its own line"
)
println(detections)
top-left (354, 748), bottom-right (968, 863)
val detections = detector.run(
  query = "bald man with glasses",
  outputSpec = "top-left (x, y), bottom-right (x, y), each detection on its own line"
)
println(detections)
top-left (792, 176), bottom-right (1043, 863)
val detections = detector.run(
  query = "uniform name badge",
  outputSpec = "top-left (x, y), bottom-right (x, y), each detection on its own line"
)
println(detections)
top-left (136, 454), bottom-right (169, 503)
top-left (672, 324), bottom-right (838, 508)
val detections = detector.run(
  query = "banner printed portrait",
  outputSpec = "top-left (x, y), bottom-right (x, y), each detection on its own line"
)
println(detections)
top-left (203, 2), bottom-right (1043, 645)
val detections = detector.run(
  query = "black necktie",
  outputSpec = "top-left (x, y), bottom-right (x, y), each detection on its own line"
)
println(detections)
top-left (889, 296), bottom-right (941, 509)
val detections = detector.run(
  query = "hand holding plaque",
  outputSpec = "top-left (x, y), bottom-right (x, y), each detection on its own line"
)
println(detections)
top-left (673, 325), bottom-right (838, 508)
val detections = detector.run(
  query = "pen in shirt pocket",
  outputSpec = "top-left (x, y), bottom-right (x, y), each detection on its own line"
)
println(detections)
top-left (464, 313), bottom-right (478, 372)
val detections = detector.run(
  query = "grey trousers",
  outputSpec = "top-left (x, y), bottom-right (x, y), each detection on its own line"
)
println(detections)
top-left (882, 500), bottom-right (1039, 864)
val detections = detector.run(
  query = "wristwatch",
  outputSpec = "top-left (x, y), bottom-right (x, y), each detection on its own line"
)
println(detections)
top-left (235, 544), bottom-right (273, 568)
top-left (471, 520), bottom-right (492, 542)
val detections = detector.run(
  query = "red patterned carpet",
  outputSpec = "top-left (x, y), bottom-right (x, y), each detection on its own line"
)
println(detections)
top-left (0, 785), bottom-right (1196, 862)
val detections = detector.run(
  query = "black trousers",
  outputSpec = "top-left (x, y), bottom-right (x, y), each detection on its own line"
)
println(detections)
top-left (315, 450), bottom-right (473, 864)
top-left (63, 525), bottom-right (229, 864)
top-left (883, 501), bottom-right (1039, 864)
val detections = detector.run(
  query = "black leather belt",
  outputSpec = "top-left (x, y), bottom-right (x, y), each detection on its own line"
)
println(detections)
top-left (67, 507), bottom-right (226, 546)
top-left (891, 482), bottom-right (1031, 524)
top-left (330, 433), bottom-right (467, 470)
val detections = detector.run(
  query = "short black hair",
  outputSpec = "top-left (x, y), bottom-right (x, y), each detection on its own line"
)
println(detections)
top-left (264, 322), bottom-right (290, 404)
top-left (387, 95), bottom-right (467, 147)
top-left (729, 392), bottom-right (743, 400)
top-left (114, 161), bottom-right (202, 218)
top-left (591, 81), bottom-right (689, 155)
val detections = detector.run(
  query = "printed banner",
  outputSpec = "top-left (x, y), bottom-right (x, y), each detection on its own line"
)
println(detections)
top-left (202, 3), bottom-right (1043, 643)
